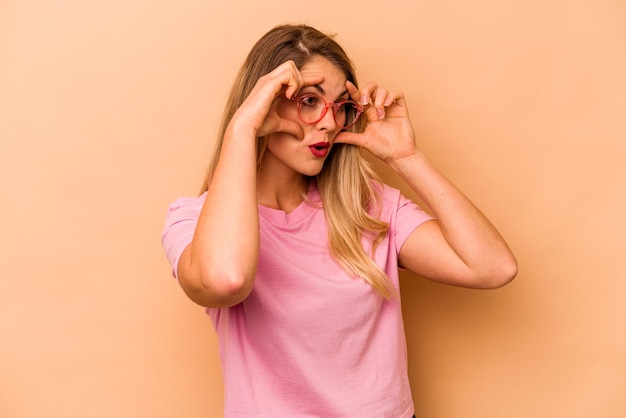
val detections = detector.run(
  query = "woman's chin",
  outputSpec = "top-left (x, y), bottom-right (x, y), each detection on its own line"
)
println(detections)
top-left (300, 161), bottom-right (327, 177)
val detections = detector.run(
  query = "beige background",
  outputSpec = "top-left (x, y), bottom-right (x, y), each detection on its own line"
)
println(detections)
top-left (1, 0), bottom-right (625, 417)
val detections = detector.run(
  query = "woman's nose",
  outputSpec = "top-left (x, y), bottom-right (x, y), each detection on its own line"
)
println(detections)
top-left (316, 106), bottom-right (338, 131)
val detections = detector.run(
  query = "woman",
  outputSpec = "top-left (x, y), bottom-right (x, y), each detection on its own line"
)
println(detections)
top-left (161, 23), bottom-right (517, 417)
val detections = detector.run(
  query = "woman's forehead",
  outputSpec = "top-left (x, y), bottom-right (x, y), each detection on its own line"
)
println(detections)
top-left (299, 56), bottom-right (347, 94)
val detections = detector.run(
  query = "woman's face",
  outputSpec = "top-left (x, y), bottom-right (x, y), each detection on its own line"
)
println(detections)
top-left (260, 55), bottom-right (349, 179)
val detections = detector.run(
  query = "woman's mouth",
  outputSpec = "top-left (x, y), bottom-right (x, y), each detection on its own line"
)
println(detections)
top-left (309, 142), bottom-right (330, 158)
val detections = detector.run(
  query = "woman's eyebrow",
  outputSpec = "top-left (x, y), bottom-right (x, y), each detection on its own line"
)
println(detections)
top-left (308, 85), bottom-right (350, 100)
top-left (310, 84), bottom-right (325, 95)
top-left (337, 90), bottom-right (349, 99)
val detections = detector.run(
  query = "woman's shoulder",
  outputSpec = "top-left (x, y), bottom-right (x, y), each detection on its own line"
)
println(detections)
top-left (167, 192), bottom-right (207, 209)
top-left (164, 192), bottom-right (207, 223)
top-left (370, 180), bottom-right (403, 205)
top-left (369, 180), bottom-right (431, 223)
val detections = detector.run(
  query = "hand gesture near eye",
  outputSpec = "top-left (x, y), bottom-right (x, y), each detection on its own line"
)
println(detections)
top-left (231, 60), bottom-right (323, 139)
top-left (335, 81), bottom-right (419, 164)
top-left (181, 61), bottom-right (324, 308)
top-left (336, 80), bottom-right (517, 291)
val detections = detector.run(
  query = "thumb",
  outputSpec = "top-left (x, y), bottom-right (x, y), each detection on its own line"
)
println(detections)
top-left (334, 131), bottom-right (365, 147)
top-left (273, 118), bottom-right (304, 140)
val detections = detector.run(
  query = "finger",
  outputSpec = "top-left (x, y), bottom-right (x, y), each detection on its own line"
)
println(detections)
top-left (389, 91), bottom-right (407, 109)
top-left (346, 80), bottom-right (361, 101)
top-left (301, 74), bottom-right (325, 88)
top-left (286, 73), bottom-right (324, 101)
top-left (258, 118), bottom-right (304, 139)
top-left (358, 81), bottom-right (391, 121)
top-left (381, 90), bottom-right (408, 118)
top-left (371, 87), bottom-right (389, 119)
top-left (358, 81), bottom-right (378, 106)
top-left (281, 61), bottom-right (304, 99)
top-left (283, 73), bottom-right (324, 100)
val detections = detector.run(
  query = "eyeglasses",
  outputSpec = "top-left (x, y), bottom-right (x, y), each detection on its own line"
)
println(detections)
top-left (290, 94), bottom-right (364, 130)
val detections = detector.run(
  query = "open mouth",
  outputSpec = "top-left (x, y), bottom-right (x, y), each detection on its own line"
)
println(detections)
top-left (309, 142), bottom-right (330, 158)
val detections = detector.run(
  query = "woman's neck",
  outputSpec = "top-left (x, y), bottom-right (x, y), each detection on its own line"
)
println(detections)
top-left (256, 172), bottom-right (309, 213)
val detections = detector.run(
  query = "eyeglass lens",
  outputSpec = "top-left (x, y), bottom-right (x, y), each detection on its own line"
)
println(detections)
top-left (297, 95), bottom-right (360, 129)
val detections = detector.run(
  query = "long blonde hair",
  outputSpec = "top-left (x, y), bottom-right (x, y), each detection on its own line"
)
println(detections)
top-left (202, 24), bottom-right (396, 298)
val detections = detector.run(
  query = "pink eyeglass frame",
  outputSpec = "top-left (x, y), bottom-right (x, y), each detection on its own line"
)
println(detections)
top-left (289, 93), bottom-right (365, 130)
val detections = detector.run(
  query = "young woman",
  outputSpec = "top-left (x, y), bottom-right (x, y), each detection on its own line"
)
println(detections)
top-left (161, 23), bottom-right (517, 417)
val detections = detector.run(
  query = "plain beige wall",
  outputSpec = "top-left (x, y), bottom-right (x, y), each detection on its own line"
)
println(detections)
top-left (1, 0), bottom-right (624, 417)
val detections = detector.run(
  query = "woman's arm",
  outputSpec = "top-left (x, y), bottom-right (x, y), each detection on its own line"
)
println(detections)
top-left (176, 120), bottom-right (260, 308)
top-left (389, 151), bottom-right (518, 288)
top-left (337, 81), bottom-right (517, 289)
top-left (177, 61), bottom-right (314, 307)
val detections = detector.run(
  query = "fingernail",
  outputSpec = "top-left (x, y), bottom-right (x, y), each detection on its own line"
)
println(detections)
top-left (361, 95), bottom-right (368, 105)
top-left (377, 109), bottom-right (385, 118)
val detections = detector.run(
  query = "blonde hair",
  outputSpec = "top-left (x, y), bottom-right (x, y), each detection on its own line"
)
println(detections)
top-left (202, 24), bottom-right (395, 298)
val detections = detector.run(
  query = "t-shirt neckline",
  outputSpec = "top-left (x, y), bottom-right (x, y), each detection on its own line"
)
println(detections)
top-left (257, 181), bottom-right (320, 225)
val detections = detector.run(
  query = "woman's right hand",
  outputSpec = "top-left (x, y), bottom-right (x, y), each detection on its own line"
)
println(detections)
top-left (231, 60), bottom-right (322, 139)
top-left (178, 62), bottom-right (324, 308)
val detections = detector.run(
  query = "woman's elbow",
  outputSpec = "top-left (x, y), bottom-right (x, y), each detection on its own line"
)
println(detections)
top-left (180, 268), bottom-right (256, 308)
top-left (478, 255), bottom-right (518, 289)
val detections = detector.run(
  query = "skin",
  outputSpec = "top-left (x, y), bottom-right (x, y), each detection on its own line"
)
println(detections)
top-left (257, 56), bottom-right (350, 210)
top-left (176, 55), bottom-right (518, 308)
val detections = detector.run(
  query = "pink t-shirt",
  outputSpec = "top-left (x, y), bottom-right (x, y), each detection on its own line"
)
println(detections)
top-left (161, 182), bottom-right (433, 417)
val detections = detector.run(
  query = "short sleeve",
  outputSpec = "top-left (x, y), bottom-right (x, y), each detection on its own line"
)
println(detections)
top-left (393, 192), bottom-right (434, 250)
top-left (160, 193), bottom-right (206, 279)
top-left (375, 184), bottom-right (434, 253)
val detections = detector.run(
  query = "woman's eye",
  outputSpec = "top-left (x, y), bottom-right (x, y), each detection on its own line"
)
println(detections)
top-left (301, 96), bottom-right (320, 107)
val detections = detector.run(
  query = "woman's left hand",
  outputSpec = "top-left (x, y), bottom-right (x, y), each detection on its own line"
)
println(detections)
top-left (334, 81), bottom-right (419, 163)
